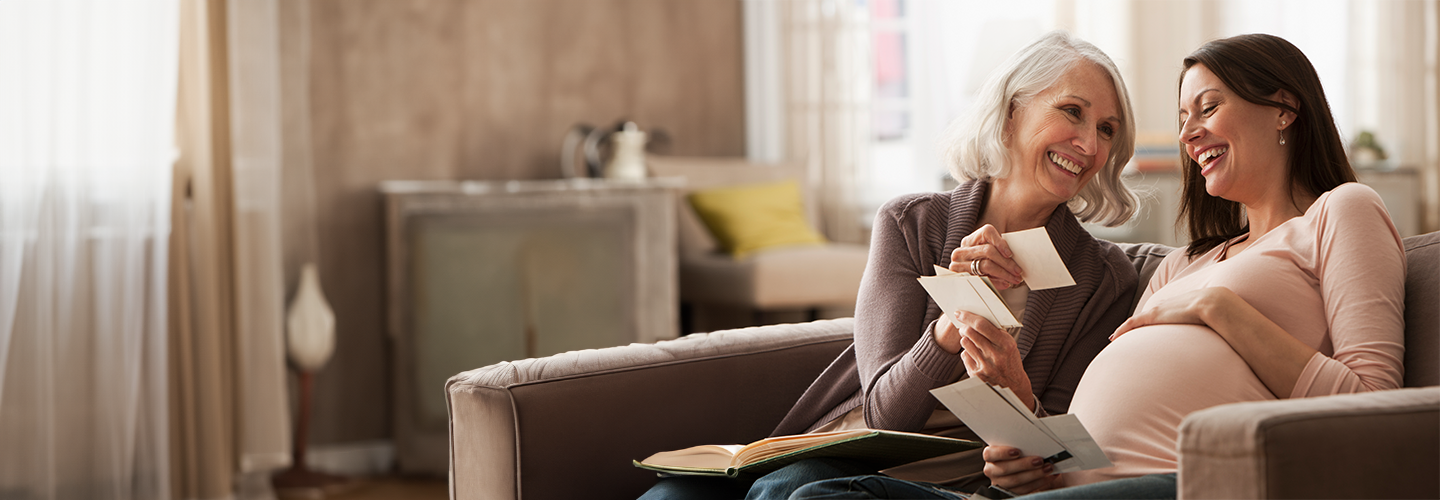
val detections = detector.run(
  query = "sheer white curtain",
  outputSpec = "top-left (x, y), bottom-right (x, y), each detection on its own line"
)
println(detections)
top-left (744, 0), bottom-right (872, 243)
top-left (0, 0), bottom-right (178, 499)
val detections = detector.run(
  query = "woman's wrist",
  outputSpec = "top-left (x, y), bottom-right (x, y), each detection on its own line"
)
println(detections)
top-left (1202, 289), bottom-right (1246, 335)
top-left (933, 314), bottom-right (964, 354)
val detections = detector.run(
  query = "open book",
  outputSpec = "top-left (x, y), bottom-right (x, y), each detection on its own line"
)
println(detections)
top-left (916, 227), bottom-right (1077, 331)
top-left (930, 377), bottom-right (1111, 473)
top-left (633, 429), bottom-right (982, 479)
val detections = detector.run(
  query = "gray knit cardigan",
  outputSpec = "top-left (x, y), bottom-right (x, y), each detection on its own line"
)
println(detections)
top-left (772, 180), bottom-right (1139, 436)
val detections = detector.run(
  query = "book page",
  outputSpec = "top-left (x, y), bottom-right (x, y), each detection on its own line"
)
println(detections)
top-left (1001, 227), bottom-right (1075, 290)
top-left (637, 429), bottom-right (983, 479)
top-left (639, 444), bottom-right (744, 470)
top-left (732, 429), bottom-right (872, 465)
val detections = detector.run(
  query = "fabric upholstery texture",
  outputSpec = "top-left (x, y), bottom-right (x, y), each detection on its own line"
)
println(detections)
top-left (1402, 230), bottom-right (1439, 387)
top-left (1178, 387), bottom-right (1440, 499)
top-left (687, 179), bottom-right (827, 258)
top-left (447, 319), bottom-right (855, 500)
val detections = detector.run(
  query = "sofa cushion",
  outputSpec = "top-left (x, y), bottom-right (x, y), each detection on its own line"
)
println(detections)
top-left (678, 243), bottom-right (869, 309)
top-left (1402, 231), bottom-right (1439, 387)
top-left (647, 155), bottom-right (813, 256)
top-left (1113, 242), bottom-right (1176, 312)
top-left (688, 179), bottom-right (827, 258)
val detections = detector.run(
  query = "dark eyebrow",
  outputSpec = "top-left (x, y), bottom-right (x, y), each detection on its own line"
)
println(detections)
top-left (1179, 88), bottom-right (1221, 116)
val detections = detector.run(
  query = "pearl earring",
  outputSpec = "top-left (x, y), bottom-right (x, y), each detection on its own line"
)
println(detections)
top-left (1280, 120), bottom-right (1287, 146)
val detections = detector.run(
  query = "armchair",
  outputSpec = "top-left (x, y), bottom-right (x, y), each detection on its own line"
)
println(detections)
top-left (645, 155), bottom-right (869, 331)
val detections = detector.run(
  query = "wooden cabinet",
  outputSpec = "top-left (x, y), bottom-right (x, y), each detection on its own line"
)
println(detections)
top-left (381, 178), bottom-right (678, 475)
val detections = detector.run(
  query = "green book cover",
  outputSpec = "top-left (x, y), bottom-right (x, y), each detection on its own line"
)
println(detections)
top-left (634, 429), bottom-right (982, 479)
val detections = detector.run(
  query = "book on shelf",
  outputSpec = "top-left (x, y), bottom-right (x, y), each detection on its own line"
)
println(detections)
top-left (633, 428), bottom-right (982, 479)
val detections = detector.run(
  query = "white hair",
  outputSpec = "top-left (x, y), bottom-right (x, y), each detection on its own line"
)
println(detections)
top-left (941, 30), bottom-right (1138, 227)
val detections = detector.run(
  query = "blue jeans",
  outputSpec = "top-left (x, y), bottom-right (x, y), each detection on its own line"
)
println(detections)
top-left (790, 473), bottom-right (1177, 500)
top-left (637, 458), bottom-right (876, 500)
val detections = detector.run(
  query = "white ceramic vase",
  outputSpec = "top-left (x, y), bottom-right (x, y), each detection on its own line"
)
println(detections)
top-left (286, 263), bottom-right (336, 372)
top-left (604, 121), bottom-right (647, 180)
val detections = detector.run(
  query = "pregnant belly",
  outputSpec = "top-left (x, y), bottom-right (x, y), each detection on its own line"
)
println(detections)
top-left (1064, 324), bottom-right (1276, 483)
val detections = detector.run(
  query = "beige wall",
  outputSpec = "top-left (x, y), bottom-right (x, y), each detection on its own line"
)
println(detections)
top-left (284, 0), bottom-right (745, 446)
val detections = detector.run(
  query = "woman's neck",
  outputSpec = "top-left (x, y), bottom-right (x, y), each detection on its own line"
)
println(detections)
top-left (1241, 182), bottom-right (1318, 241)
top-left (979, 178), bottom-right (1058, 232)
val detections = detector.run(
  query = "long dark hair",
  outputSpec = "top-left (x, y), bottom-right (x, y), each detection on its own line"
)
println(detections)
top-left (1178, 34), bottom-right (1355, 257)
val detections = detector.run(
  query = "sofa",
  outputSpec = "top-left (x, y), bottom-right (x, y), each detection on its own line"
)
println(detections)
top-left (446, 231), bottom-right (1438, 500)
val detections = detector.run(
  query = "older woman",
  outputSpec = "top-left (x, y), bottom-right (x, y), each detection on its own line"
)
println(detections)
top-left (639, 30), bottom-right (1145, 500)
top-left (797, 33), bottom-right (1406, 500)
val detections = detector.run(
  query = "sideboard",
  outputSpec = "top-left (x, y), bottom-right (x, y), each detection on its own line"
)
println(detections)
top-left (380, 178), bottom-right (679, 475)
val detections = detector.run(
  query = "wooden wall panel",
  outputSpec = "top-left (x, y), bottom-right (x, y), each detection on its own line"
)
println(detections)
top-left (297, 0), bottom-right (744, 448)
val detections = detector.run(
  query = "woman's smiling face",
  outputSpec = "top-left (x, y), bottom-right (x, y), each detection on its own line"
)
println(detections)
top-left (1004, 61), bottom-right (1121, 207)
top-left (1178, 64), bottom-right (1292, 203)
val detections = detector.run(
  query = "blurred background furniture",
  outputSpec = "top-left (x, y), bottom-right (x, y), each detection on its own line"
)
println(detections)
top-left (1088, 167), bottom-right (1427, 247)
top-left (1355, 167), bottom-right (1423, 237)
top-left (647, 155), bottom-right (869, 332)
top-left (381, 178), bottom-right (679, 475)
top-left (446, 233), bottom-right (1438, 500)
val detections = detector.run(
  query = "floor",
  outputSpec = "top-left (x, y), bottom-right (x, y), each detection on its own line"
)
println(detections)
top-left (278, 475), bottom-right (448, 500)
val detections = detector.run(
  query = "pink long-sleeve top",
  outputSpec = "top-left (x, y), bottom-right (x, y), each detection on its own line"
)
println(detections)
top-left (1065, 182), bottom-right (1406, 485)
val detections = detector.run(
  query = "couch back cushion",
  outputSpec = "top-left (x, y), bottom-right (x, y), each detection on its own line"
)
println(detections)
top-left (1402, 231), bottom-right (1439, 387)
top-left (1114, 242), bottom-right (1175, 313)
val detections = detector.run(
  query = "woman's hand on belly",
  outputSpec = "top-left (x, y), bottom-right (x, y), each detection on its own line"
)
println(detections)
top-left (982, 445), bottom-right (1063, 494)
top-left (937, 310), bottom-right (1036, 412)
top-left (1109, 286), bottom-right (1315, 397)
top-left (1110, 287), bottom-right (1234, 341)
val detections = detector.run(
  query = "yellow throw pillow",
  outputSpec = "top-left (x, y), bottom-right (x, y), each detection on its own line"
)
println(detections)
top-left (687, 180), bottom-right (828, 259)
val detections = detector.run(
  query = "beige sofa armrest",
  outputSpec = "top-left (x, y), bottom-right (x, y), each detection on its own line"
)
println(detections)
top-left (446, 318), bottom-right (854, 500)
top-left (1177, 386), bottom-right (1440, 499)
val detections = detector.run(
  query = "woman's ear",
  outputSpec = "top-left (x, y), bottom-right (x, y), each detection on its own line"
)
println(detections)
top-left (1273, 89), bottom-right (1299, 130)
